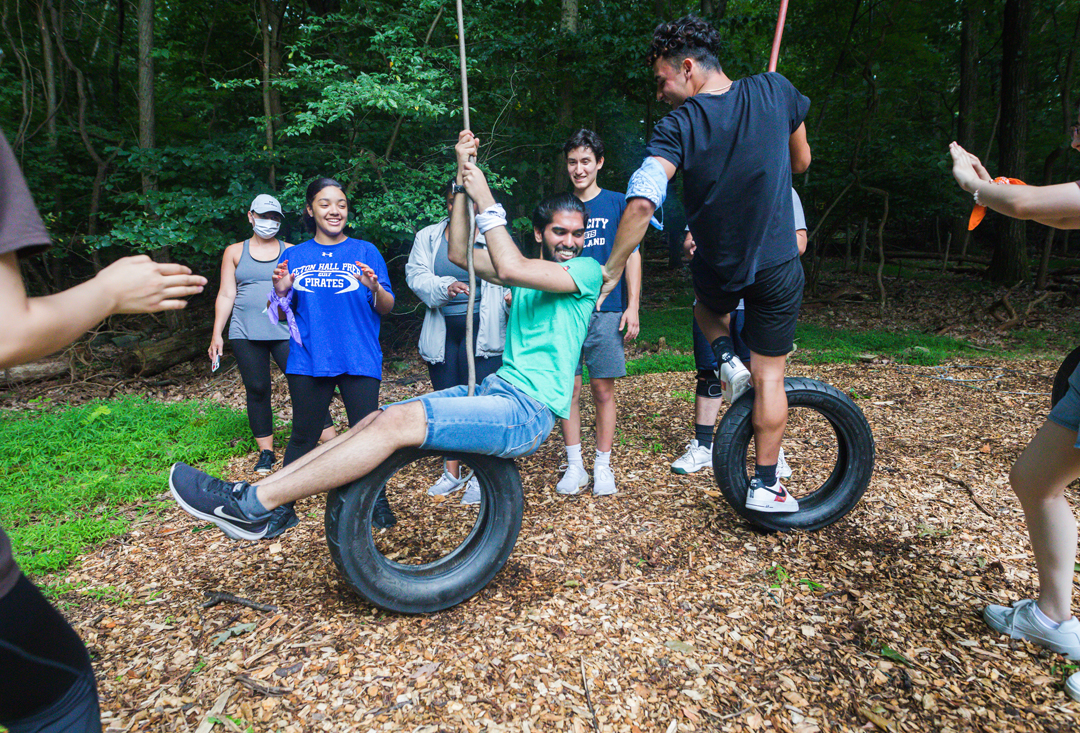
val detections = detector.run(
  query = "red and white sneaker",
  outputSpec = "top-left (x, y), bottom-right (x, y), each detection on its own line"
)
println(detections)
top-left (745, 477), bottom-right (799, 513)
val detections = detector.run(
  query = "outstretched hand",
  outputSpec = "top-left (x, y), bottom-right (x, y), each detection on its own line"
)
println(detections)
top-left (97, 256), bottom-right (207, 313)
top-left (455, 130), bottom-right (480, 169)
top-left (949, 141), bottom-right (992, 193)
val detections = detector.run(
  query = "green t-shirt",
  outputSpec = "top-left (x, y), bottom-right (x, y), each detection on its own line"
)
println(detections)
top-left (496, 257), bottom-right (602, 419)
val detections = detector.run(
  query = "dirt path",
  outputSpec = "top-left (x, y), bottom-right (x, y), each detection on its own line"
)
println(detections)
top-left (48, 358), bottom-right (1080, 732)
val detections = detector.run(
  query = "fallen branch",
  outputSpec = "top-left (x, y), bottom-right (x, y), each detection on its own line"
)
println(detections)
top-left (994, 290), bottom-right (1063, 331)
top-left (234, 674), bottom-right (292, 697)
top-left (203, 590), bottom-right (278, 613)
top-left (580, 657), bottom-right (598, 731)
top-left (932, 473), bottom-right (996, 518)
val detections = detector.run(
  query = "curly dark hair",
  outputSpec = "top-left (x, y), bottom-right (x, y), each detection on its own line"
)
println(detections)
top-left (646, 15), bottom-right (722, 71)
top-left (563, 129), bottom-right (605, 160)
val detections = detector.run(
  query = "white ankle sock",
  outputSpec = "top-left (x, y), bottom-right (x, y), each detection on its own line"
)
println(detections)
top-left (565, 444), bottom-right (584, 466)
top-left (1033, 603), bottom-right (1062, 629)
top-left (594, 449), bottom-right (611, 467)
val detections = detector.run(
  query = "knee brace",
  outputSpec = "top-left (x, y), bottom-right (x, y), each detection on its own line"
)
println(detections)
top-left (696, 370), bottom-right (722, 399)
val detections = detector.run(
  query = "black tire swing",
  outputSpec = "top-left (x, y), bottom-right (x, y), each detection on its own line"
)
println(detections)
top-left (712, 378), bottom-right (876, 532)
top-left (323, 0), bottom-right (525, 614)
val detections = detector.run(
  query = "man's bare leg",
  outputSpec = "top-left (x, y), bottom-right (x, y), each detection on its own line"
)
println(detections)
top-left (693, 300), bottom-right (730, 342)
top-left (254, 402), bottom-right (427, 510)
top-left (748, 351), bottom-right (787, 466)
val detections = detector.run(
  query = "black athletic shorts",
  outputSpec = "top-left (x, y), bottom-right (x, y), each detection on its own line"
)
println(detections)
top-left (691, 254), bottom-right (804, 357)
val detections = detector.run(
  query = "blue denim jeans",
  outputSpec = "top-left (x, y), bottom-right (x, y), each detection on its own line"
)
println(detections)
top-left (400, 374), bottom-right (555, 458)
top-left (1048, 363), bottom-right (1080, 445)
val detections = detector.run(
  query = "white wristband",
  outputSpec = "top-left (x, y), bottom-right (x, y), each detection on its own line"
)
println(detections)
top-left (475, 204), bottom-right (508, 234)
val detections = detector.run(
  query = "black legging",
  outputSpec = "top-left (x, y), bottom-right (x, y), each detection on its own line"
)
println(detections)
top-left (284, 374), bottom-right (380, 466)
top-left (427, 313), bottom-right (502, 391)
top-left (0, 575), bottom-right (100, 731)
top-left (232, 339), bottom-right (332, 440)
top-left (231, 339), bottom-right (290, 438)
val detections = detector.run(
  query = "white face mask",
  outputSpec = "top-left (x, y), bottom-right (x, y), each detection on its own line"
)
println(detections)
top-left (252, 218), bottom-right (281, 239)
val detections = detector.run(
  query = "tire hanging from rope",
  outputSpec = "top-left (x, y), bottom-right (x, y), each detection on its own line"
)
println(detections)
top-left (455, 0), bottom-right (478, 396)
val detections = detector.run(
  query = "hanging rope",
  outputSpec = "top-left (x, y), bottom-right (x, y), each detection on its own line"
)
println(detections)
top-left (767, 0), bottom-right (790, 72)
top-left (455, 0), bottom-right (478, 396)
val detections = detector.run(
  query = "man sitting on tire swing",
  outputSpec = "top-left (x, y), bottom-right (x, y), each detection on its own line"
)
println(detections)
top-left (168, 130), bottom-right (603, 540)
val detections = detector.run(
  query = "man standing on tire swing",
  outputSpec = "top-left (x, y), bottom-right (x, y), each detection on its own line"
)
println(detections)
top-left (603, 16), bottom-right (811, 512)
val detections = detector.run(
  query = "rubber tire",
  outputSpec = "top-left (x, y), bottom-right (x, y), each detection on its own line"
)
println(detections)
top-left (713, 377), bottom-right (875, 532)
top-left (324, 448), bottom-right (524, 614)
top-left (1051, 345), bottom-right (1080, 408)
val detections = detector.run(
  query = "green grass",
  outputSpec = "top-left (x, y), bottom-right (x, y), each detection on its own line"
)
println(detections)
top-left (0, 396), bottom-right (251, 577)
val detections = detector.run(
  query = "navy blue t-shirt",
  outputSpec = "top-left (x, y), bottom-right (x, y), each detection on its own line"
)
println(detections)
top-left (579, 188), bottom-right (632, 312)
top-left (646, 72), bottom-right (810, 292)
top-left (280, 237), bottom-right (393, 378)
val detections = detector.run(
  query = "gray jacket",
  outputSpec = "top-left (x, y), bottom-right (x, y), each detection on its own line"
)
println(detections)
top-left (405, 219), bottom-right (509, 364)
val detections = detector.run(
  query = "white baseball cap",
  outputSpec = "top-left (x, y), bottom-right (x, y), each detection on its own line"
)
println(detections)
top-left (250, 194), bottom-right (283, 215)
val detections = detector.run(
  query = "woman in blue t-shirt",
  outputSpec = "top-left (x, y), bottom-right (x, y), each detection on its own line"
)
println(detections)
top-left (269, 177), bottom-right (396, 533)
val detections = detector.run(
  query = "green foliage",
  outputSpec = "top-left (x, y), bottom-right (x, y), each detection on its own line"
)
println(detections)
top-left (0, 397), bottom-right (250, 576)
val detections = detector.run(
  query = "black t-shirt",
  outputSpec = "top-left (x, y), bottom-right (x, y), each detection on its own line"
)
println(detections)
top-left (646, 72), bottom-right (809, 291)
top-left (0, 130), bottom-right (51, 598)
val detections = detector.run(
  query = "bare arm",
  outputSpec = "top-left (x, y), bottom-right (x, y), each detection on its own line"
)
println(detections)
top-left (451, 131), bottom-right (581, 293)
top-left (789, 122), bottom-right (811, 174)
top-left (950, 142), bottom-right (1080, 229)
top-left (796, 229), bottom-right (808, 256)
top-left (0, 252), bottom-right (206, 368)
top-left (209, 243), bottom-right (241, 359)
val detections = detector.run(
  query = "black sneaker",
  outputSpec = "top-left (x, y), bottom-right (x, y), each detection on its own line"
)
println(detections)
top-left (169, 462), bottom-right (270, 540)
top-left (372, 489), bottom-right (397, 528)
top-left (265, 502), bottom-right (299, 539)
top-left (254, 450), bottom-right (275, 475)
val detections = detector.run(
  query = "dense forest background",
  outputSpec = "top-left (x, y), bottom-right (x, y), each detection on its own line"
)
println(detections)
top-left (2, 0), bottom-right (1078, 298)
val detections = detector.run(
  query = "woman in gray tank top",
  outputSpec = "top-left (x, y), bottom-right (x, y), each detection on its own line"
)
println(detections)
top-left (209, 195), bottom-right (335, 479)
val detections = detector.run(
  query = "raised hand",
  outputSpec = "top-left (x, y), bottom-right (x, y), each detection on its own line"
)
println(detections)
top-left (356, 261), bottom-right (380, 292)
top-left (272, 259), bottom-right (292, 293)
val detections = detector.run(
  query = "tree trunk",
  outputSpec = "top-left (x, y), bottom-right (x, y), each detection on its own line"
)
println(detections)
top-left (552, 0), bottom-right (578, 191)
top-left (989, 0), bottom-right (1031, 284)
top-left (257, 0), bottom-right (276, 187)
top-left (35, 1), bottom-right (58, 150)
top-left (2, 0), bottom-right (34, 144)
top-left (956, 0), bottom-right (979, 149)
top-left (138, 0), bottom-right (155, 201)
top-left (121, 328), bottom-right (211, 377)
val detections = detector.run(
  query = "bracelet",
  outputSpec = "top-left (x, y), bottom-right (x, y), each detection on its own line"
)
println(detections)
top-left (972, 188), bottom-right (981, 205)
top-left (475, 203), bottom-right (508, 234)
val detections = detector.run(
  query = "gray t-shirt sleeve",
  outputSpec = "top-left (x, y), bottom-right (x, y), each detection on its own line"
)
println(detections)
top-left (792, 189), bottom-right (807, 231)
top-left (0, 131), bottom-right (51, 257)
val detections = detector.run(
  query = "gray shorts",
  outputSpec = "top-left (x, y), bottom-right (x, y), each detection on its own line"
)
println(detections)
top-left (1048, 363), bottom-right (1080, 446)
top-left (575, 311), bottom-right (627, 379)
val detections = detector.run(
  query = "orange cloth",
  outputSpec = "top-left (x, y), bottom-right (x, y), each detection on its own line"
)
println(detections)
top-left (968, 177), bottom-right (1026, 230)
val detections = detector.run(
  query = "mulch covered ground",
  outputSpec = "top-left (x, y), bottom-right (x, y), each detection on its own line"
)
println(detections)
top-left (47, 356), bottom-right (1078, 733)
top-left (9, 265), bottom-right (1080, 732)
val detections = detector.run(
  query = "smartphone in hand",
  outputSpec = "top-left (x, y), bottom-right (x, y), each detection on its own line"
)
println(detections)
top-left (211, 355), bottom-right (220, 372)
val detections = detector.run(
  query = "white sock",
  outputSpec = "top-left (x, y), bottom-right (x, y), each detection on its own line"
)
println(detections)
top-left (1033, 603), bottom-right (1063, 629)
top-left (565, 444), bottom-right (584, 466)
top-left (594, 449), bottom-right (611, 467)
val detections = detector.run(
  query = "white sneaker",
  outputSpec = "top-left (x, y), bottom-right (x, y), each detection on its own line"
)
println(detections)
top-left (556, 463), bottom-right (589, 495)
top-left (593, 464), bottom-right (617, 496)
top-left (428, 470), bottom-right (466, 497)
top-left (777, 448), bottom-right (792, 480)
top-left (460, 476), bottom-right (481, 505)
top-left (1067, 671), bottom-right (1080, 702)
top-left (983, 600), bottom-right (1080, 659)
top-left (672, 440), bottom-right (712, 474)
top-left (745, 477), bottom-right (799, 513)
top-left (718, 355), bottom-right (751, 403)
